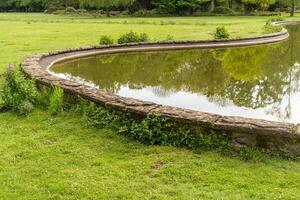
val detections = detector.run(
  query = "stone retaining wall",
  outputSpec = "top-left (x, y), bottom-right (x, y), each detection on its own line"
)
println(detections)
top-left (22, 21), bottom-right (300, 155)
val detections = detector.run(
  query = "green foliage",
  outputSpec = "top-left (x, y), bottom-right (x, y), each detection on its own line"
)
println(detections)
top-left (0, 67), bottom-right (37, 115)
top-left (212, 6), bottom-right (234, 15)
top-left (165, 34), bottom-right (174, 41)
top-left (152, 0), bottom-right (205, 15)
top-left (263, 19), bottom-right (283, 34)
top-left (213, 26), bottom-right (230, 39)
top-left (0, 0), bottom-right (299, 16)
top-left (49, 86), bottom-right (64, 115)
top-left (83, 103), bottom-right (297, 160)
top-left (117, 31), bottom-right (149, 44)
top-left (65, 6), bottom-right (77, 13)
top-left (266, 16), bottom-right (285, 23)
top-left (99, 35), bottom-right (115, 45)
top-left (242, 0), bottom-right (277, 11)
top-left (86, 104), bottom-right (231, 151)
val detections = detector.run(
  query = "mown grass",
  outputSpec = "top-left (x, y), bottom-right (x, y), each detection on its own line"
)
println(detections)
top-left (0, 13), bottom-right (299, 199)
top-left (0, 13), bottom-right (300, 74)
top-left (0, 111), bottom-right (299, 199)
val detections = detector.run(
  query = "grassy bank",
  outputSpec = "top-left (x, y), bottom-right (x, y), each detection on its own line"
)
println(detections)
top-left (0, 13), bottom-right (299, 199)
top-left (0, 13), bottom-right (299, 74)
top-left (0, 111), bottom-right (299, 199)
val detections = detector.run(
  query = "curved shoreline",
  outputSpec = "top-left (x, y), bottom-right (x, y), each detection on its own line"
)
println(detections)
top-left (22, 21), bottom-right (300, 154)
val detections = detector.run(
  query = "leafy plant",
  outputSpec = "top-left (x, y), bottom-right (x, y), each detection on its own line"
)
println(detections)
top-left (0, 66), bottom-right (37, 115)
top-left (165, 34), bottom-right (174, 41)
top-left (263, 19), bottom-right (283, 34)
top-left (266, 16), bottom-right (285, 24)
top-left (86, 104), bottom-right (231, 151)
top-left (117, 31), bottom-right (149, 44)
top-left (213, 26), bottom-right (230, 39)
top-left (99, 35), bottom-right (115, 45)
top-left (213, 6), bottom-right (235, 15)
top-left (49, 86), bottom-right (64, 115)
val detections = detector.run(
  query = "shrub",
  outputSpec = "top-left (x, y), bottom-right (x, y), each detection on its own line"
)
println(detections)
top-left (263, 18), bottom-right (283, 34)
top-left (263, 23), bottom-right (282, 34)
top-left (49, 86), bottom-right (64, 115)
top-left (132, 9), bottom-right (159, 17)
top-left (44, 6), bottom-right (58, 14)
top-left (99, 35), bottom-right (115, 45)
top-left (213, 26), bottom-right (230, 39)
top-left (118, 31), bottom-right (149, 44)
top-left (86, 105), bottom-right (231, 150)
top-left (266, 16), bottom-right (285, 25)
top-left (65, 7), bottom-right (77, 14)
top-left (213, 6), bottom-right (234, 15)
top-left (0, 66), bottom-right (37, 115)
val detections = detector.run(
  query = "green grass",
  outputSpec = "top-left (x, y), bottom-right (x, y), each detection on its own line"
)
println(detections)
top-left (0, 13), bottom-right (300, 199)
top-left (0, 13), bottom-right (299, 74)
top-left (0, 111), bottom-right (299, 199)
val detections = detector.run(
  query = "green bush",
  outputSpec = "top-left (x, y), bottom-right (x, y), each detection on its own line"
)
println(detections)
top-left (99, 35), bottom-right (115, 45)
top-left (248, 11), bottom-right (281, 16)
top-left (266, 16), bottom-right (285, 23)
top-left (84, 103), bottom-right (298, 160)
top-left (263, 18), bottom-right (283, 34)
top-left (86, 105), bottom-right (231, 150)
top-left (263, 24), bottom-right (282, 34)
top-left (118, 31), bottom-right (149, 44)
top-left (212, 6), bottom-right (234, 15)
top-left (65, 7), bottom-right (77, 14)
top-left (44, 6), bottom-right (58, 14)
top-left (49, 86), bottom-right (64, 115)
top-left (132, 9), bottom-right (159, 17)
top-left (213, 26), bottom-right (230, 39)
top-left (0, 66), bottom-right (37, 115)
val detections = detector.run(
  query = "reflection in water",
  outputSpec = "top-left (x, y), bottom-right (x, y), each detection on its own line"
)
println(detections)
top-left (51, 25), bottom-right (300, 123)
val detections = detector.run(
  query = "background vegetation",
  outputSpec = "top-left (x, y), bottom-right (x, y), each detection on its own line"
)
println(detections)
top-left (0, 0), bottom-right (299, 17)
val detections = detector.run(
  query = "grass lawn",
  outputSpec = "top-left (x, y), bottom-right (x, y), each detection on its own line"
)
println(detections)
top-left (0, 13), bottom-right (299, 199)
top-left (0, 13), bottom-right (300, 74)
top-left (0, 111), bottom-right (299, 199)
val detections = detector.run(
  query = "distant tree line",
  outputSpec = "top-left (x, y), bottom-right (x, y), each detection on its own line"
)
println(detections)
top-left (0, 0), bottom-right (298, 16)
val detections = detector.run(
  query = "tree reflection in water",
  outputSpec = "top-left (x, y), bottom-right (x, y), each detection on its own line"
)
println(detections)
top-left (51, 25), bottom-right (300, 123)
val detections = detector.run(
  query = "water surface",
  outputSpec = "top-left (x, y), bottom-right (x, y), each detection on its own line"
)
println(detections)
top-left (51, 25), bottom-right (300, 123)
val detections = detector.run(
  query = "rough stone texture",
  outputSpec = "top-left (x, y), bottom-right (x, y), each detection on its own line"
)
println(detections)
top-left (22, 21), bottom-right (300, 155)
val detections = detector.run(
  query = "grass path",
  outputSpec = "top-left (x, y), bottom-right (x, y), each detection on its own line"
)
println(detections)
top-left (0, 13), bottom-right (299, 199)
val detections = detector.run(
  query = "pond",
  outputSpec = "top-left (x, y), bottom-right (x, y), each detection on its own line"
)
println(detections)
top-left (50, 25), bottom-right (300, 123)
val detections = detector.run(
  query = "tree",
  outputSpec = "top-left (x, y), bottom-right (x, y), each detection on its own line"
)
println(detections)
top-left (290, 0), bottom-right (295, 16)
top-left (242, 0), bottom-right (277, 12)
top-left (79, 0), bottom-right (134, 16)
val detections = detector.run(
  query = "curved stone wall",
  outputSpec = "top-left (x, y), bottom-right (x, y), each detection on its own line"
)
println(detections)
top-left (22, 21), bottom-right (300, 155)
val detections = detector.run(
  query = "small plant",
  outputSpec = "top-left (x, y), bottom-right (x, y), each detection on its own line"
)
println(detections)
top-left (213, 26), bottom-right (230, 40)
top-left (99, 35), bottom-right (115, 45)
top-left (86, 105), bottom-right (231, 150)
top-left (0, 66), bottom-right (37, 115)
top-left (266, 16), bottom-right (285, 24)
top-left (165, 34), bottom-right (174, 41)
top-left (49, 86), bottom-right (64, 115)
top-left (212, 6), bottom-right (234, 15)
top-left (263, 19), bottom-right (283, 34)
top-left (65, 7), bottom-right (77, 14)
top-left (117, 31), bottom-right (149, 44)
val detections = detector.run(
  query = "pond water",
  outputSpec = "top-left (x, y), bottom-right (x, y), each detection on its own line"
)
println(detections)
top-left (51, 25), bottom-right (300, 123)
